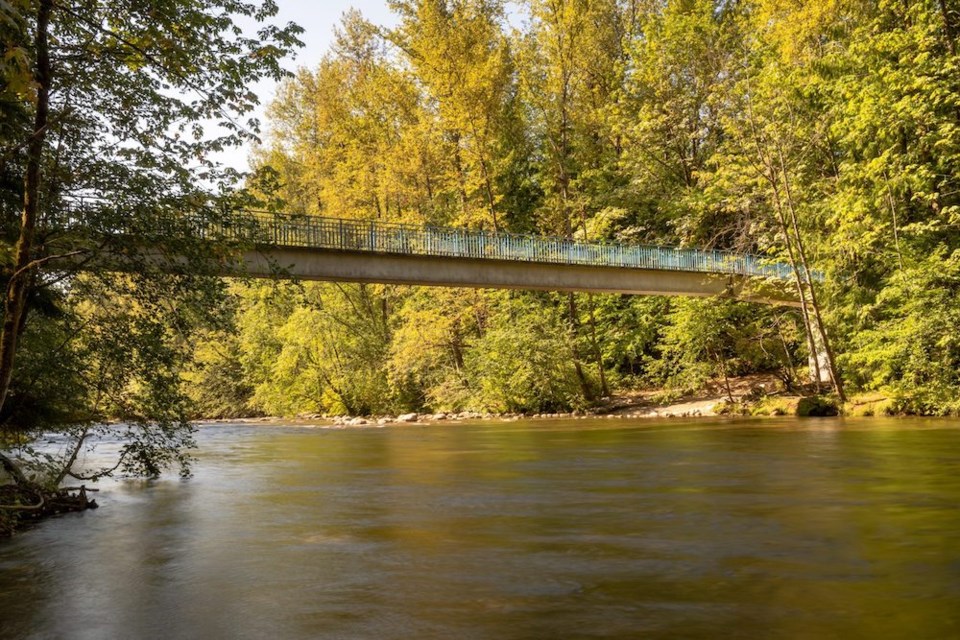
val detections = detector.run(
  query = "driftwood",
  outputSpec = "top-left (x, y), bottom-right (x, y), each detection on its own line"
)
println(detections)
top-left (0, 483), bottom-right (98, 536)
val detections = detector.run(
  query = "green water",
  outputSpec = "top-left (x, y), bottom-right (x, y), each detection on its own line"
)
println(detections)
top-left (1, 417), bottom-right (959, 639)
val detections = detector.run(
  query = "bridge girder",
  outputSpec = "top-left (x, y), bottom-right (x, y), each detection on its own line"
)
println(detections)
top-left (229, 247), bottom-right (801, 306)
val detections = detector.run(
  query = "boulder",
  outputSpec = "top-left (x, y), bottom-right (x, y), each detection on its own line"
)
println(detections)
top-left (397, 413), bottom-right (419, 423)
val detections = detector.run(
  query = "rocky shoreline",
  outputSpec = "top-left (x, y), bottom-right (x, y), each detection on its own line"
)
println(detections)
top-left (193, 376), bottom-right (856, 427)
top-left (198, 402), bottom-right (722, 428)
top-left (195, 376), bottom-right (856, 427)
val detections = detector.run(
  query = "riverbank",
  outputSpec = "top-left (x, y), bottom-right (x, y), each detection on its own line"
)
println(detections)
top-left (196, 375), bottom-right (857, 427)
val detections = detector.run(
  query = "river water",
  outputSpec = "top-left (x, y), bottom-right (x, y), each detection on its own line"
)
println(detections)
top-left (1, 417), bottom-right (959, 639)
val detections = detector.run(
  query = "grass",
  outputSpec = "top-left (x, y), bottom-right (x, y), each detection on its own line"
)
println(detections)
top-left (844, 392), bottom-right (893, 417)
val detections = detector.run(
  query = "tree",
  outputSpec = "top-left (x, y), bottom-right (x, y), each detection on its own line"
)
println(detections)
top-left (701, 0), bottom-right (847, 398)
top-left (819, 0), bottom-right (960, 410)
top-left (614, 0), bottom-right (734, 247)
top-left (650, 297), bottom-right (803, 397)
top-left (464, 292), bottom-right (584, 413)
top-left (0, 0), bottom-right (302, 489)
top-left (259, 10), bottom-right (437, 223)
top-left (387, 286), bottom-right (488, 411)
top-left (237, 282), bottom-right (396, 417)
top-left (386, 0), bottom-right (519, 230)
top-left (518, 0), bottom-right (641, 400)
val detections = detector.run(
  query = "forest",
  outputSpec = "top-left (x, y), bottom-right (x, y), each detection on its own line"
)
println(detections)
top-left (2, 0), bottom-right (960, 498)
top-left (194, 0), bottom-right (960, 419)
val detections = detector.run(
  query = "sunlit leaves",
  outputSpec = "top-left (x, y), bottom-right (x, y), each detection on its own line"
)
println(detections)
top-left (1, 1), bottom-right (303, 478)
top-left (244, 0), bottom-right (960, 416)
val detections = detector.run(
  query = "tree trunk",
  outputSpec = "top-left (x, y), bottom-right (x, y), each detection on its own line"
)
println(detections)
top-left (478, 156), bottom-right (500, 232)
top-left (586, 295), bottom-right (610, 397)
top-left (468, 120), bottom-right (500, 232)
top-left (54, 429), bottom-right (90, 485)
top-left (450, 334), bottom-right (465, 372)
top-left (742, 108), bottom-right (826, 393)
top-left (0, 0), bottom-right (53, 417)
top-left (775, 315), bottom-right (798, 390)
top-left (883, 172), bottom-right (905, 272)
top-left (938, 0), bottom-right (958, 55)
top-left (715, 350), bottom-right (735, 404)
top-left (767, 180), bottom-right (823, 393)
top-left (567, 293), bottom-right (594, 402)
top-left (775, 147), bottom-right (846, 402)
top-left (450, 132), bottom-right (469, 222)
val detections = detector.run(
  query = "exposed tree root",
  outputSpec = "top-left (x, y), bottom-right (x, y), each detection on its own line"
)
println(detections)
top-left (0, 484), bottom-right (98, 536)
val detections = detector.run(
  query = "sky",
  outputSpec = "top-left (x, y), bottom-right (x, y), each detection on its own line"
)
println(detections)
top-left (217, 1), bottom-right (398, 173)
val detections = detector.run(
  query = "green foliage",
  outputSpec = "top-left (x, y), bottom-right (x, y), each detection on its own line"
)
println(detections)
top-left (589, 295), bottom-right (669, 385)
top-left (6, 0), bottom-right (959, 457)
top-left (1, 0), bottom-right (302, 482)
top-left (183, 327), bottom-right (255, 420)
top-left (463, 294), bottom-right (583, 413)
top-left (844, 251), bottom-right (960, 416)
top-left (615, 0), bottom-right (733, 245)
top-left (648, 299), bottom-right (801, 392)
top-left (1, 271), bottom-right (227, 481)
top-left (796, 396), bottom-right (840, 418)
top-left (387, 287), bottom-right (485, 411)
top-left (233, 282), bottom-right (396, 417)
top-left (226, 286), bottom-right (588, 416)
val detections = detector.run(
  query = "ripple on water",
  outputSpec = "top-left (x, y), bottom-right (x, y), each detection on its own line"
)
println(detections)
top-left (2, 417), bottom-right (959, 639)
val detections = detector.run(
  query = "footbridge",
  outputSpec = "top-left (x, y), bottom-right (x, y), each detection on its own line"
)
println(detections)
top-left (80, 210), bottom-right (803, 305)
top-left (163, 211), bottom-right (799, 306)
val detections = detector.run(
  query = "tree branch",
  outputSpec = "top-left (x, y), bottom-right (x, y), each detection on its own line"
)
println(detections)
top-left (51, 1), bottom-right (257, 140)
top-left (0, 493), bottom-right (43, 511)
top-left (9, 249), bottom-right (87, 283)
top-left (53, 427), bottom-right (90, 485)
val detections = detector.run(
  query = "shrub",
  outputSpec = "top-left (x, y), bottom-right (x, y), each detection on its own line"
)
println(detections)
top-left (796, 396), bottom-right (840, 417)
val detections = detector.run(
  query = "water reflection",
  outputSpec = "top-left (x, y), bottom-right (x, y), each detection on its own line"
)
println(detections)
top-left (2, 418), bottom-right (959, 639)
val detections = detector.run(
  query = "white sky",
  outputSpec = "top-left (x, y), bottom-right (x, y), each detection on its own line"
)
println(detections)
top-left (217, 1), bottom-right (398, 173)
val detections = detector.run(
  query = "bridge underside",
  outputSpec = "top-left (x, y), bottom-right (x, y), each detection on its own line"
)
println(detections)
top-left (232, 247), bottom-right (801, 306)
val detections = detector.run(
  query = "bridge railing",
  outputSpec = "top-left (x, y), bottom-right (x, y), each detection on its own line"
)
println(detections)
top-left (47, 203), bottom-right (800, 280)
top-left (196, 211), bottom-right (797, 280)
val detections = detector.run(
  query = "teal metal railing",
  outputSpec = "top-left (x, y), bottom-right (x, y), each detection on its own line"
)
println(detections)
top-left (195, 211), bottom-right (796, 280)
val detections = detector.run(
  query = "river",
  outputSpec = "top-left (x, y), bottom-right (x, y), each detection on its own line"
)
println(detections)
top-left (1, 417), bottom-right (959, 639)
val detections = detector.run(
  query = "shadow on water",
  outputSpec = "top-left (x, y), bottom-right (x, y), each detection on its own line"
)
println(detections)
top-left (2, 417), bottom-right (959, 639)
